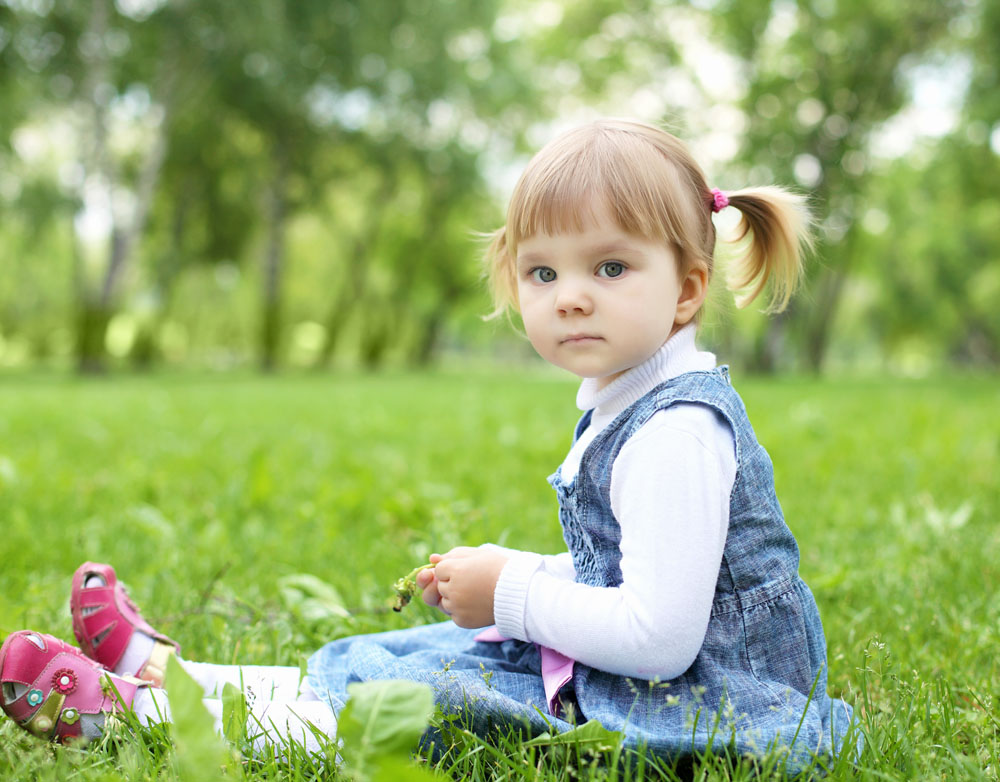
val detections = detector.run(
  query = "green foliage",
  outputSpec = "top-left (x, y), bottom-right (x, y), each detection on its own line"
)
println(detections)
top-left (279, 573), bottom-right (352, 624)
top-left (164, 654), bottom-right (230, 781)
top-left (1, 1), bottom-right (997, 373)
top-left (524, 719), bottom-right (624, 751)
top-left (221, 682), bottom-right (249, 747)
top-left (0, 0), bottom-right (529, 373)
top-left (337, 680), bottom-right (436, 781)
top-left (703, 0), bottom-right (974, 371)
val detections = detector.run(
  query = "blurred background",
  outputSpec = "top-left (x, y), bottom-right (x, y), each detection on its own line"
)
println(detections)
top-left (0, 0), bottom-right (997, 377)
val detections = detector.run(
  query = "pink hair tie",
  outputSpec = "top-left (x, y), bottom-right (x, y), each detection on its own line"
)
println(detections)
top-left (710, 188), bottom-right (729, 213)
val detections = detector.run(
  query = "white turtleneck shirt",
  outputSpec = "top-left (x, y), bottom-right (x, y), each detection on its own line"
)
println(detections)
top-left (490, 325), bottom-right (737, 680)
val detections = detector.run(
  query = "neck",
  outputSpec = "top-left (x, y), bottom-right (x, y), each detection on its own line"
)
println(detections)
top-left (576, 324), bottom-right (714, 415)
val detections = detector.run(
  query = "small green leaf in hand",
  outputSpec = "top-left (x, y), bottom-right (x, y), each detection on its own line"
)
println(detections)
top-left (392, 563), bottom-right (434, 612)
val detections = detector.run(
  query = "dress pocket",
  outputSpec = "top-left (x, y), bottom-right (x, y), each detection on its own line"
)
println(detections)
top-left (740, 581), bottom-right (815, 697)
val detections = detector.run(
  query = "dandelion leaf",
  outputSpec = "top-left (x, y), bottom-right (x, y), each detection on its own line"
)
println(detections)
top-left (524, 718), bottom-right (624, 751)
top-left (278, 573), bottom-right (351, 621)
top-left (338, 679), bottom-right (434, 772)
top-left (165, 653), bottom-right (229, 781)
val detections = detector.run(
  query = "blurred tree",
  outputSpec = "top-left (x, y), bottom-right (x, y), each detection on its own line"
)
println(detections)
top-left (295, 0), bottom-right (536, 369)
top-left (0, 5), bottom-right (81, 361)
top-left (0, 3), bottom-right (26, 158)
top-left (145, 0), bottom-right (533, 371)
top-left (2, 0), bottom-right (535, 372)
top-left (3, 0), bottom-right (994, 373)
top-left (0, 0), bottom-right (202, 372)
top-left (855, 0), bottom-right (1000, 368)
top-left (710, 0), bottom-right (965, 371)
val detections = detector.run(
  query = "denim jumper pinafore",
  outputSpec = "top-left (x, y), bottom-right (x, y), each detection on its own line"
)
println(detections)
top-left (306, 368), bottom-right (854, 764)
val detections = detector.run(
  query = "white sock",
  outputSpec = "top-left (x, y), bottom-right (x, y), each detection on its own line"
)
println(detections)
top-left (84, 574), bottom-right (156, 678)
top-left (135, 686), bottom-right (337, 756)
top-left (246, 700), bottom-right (339, 756)
top-left (179, 659), bottom-right (313, 702)
top-left (133, 686), bottom-right (172, 725)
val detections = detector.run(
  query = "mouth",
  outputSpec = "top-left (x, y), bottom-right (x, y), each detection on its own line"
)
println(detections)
top-left (560, 334), bottom-right (602, 344)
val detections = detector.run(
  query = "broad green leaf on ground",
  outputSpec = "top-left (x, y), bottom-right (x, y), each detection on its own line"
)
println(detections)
top-left (279, 573), bottom-right (351, 622)
top-left (524, 719), bottom-right (624, 752)
top-left (338, 679), bottom-right (434, 773)
top-left (165, 654), bottom-right (230, 781)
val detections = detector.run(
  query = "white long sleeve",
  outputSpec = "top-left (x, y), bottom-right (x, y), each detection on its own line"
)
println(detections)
top-left (482, 545), bottom-right (576, 581)
top-left (492, 326), bottom-right (737, 680)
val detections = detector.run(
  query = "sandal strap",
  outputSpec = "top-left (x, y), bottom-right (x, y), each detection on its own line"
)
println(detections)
top-left (22, 689), bottom-right (67, 740)
top-left (70, 562), bottom-right (179, 672)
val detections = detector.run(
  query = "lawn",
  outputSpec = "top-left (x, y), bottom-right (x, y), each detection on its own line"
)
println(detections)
top-left (0, 369), bottom-right (998, 780)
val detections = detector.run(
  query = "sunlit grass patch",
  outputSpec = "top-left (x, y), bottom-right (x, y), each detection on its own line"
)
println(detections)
top-left (0, 370), bottom-right (997, 780)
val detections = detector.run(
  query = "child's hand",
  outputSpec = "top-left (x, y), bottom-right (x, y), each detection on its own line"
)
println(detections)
top-left (419, 547), bottom-right (508, 629)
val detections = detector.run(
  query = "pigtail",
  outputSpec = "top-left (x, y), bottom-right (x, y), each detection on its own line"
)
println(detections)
top-left (481, 226), bottom-right (517, 320)
top-left (722, 186), bottom-right (813, 313)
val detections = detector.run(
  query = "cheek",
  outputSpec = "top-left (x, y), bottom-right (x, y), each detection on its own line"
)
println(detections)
top-left (516, 291), bottom-right (545, 328)
top-left (521, 310), bottom-right (548, 347)
top-left (623, 292), bottom-right (678, 338)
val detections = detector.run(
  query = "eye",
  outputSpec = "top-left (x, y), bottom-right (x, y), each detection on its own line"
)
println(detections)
top-left (598, 261), bottom-right (625, 278)
top-left (531, 267), bottom-right (556, 283)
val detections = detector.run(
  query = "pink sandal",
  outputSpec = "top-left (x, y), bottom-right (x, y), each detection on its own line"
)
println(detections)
top-left (0, 630), bottom-right (147, 743)
top-left (70, 562), bottom-right (180, 687)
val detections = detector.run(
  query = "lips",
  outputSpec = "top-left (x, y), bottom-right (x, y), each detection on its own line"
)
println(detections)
top-left (560, 334), bottom-right (602, 344)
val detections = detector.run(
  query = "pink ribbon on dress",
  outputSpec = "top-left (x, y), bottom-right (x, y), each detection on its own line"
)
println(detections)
top-left (474, 626), bottom-right (574, 716)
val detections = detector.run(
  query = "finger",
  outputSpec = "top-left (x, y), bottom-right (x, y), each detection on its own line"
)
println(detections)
top-left (429, 553), bottom-right (443, 564)
top-left (440, 546), bottom-right (476, 560)
top-left (421, 583), bottom-right (440, 607)
top-left (415, 569), bottom-right (435, 588)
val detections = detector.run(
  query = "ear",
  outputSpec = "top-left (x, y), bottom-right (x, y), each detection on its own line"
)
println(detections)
top-left (674, 265), bottom-right (709, 327)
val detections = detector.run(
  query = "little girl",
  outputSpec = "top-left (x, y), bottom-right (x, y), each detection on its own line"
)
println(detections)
top-left (1, 118), bottom-right (853, 765)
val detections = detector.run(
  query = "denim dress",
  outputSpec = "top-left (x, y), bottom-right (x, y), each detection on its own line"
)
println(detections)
top-left (307, 367), bottom-right (854, 764)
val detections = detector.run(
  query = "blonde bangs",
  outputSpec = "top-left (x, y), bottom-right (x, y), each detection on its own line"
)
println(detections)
top-left (504, 123), bottom-right (699, 255)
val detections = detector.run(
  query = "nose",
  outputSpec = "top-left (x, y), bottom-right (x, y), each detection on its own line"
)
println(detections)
top-left (554, 278), bottom-right (593, 316)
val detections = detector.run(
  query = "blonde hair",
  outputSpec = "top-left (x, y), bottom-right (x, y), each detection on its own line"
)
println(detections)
top-left (484, 118), bottom-right (812, 317)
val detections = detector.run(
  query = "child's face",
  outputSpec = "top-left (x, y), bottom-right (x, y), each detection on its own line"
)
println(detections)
top-left (515, 200), bottom-right (704, 389)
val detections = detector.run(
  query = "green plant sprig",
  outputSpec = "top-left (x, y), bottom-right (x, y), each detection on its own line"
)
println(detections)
top-left (391, 563), bottom-right (435, 612)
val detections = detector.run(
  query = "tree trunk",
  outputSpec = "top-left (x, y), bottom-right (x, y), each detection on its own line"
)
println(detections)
top-left (399, 178), bottom-right (456, 367)
top-left (131, 187), bottom-right (190, 370)
top-left (73, 0), bottom-right (112, 373)
top-left (359, 312), bottom-right (392, 370)
top-left (315, 171), bottom-right (397, 369)
top-left (802, 230), bottom-right (857, 374)
top-left (73, 0), bottom-right (171, 373)
top-left (259, 140), bottom-right (290, 373)
top-left (411, 311), bottom-right (443, 367)
top-left (747, 310), bottom-right (787, 374)
top-left (802, 269), bottom-right (846, 373)
top-left (409, 285), bottom-right (461, 367)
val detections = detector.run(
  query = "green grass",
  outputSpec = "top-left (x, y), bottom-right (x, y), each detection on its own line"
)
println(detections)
top-left (0, 370), bottom-right (998, 780)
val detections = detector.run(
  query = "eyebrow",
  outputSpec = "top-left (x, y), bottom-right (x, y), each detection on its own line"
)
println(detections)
top-left (588, 241), bottom-right (642, 258)
top-left (516, 241), bottom-right (642, 268)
